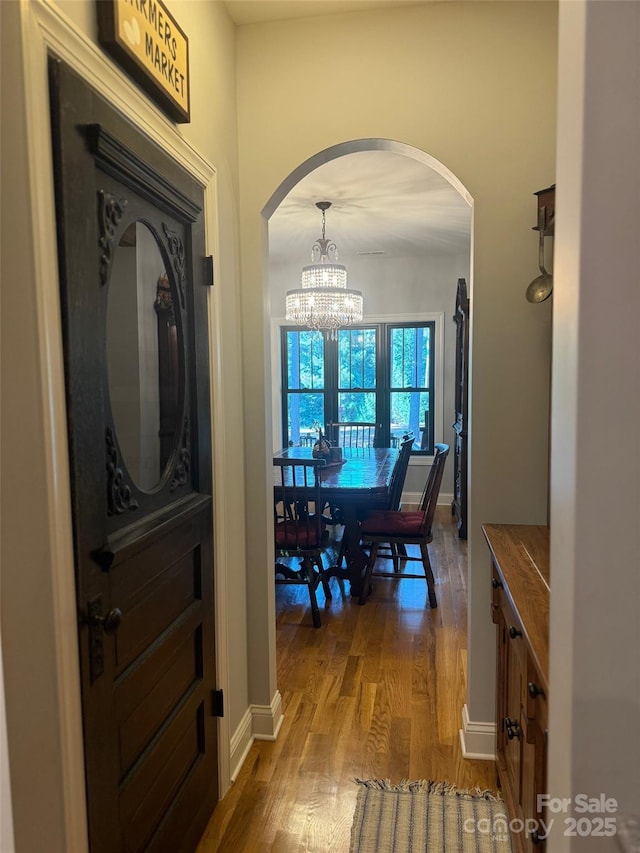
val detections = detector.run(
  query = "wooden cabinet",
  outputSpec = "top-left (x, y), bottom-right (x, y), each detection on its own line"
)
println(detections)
top-left (452, 278), bottom-right (469, 538)
top-left (484, 524), bottom-right (550, 852)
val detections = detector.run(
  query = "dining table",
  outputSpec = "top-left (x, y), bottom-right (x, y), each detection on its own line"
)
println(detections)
top-left (272, 445), bottom-right (398, 598)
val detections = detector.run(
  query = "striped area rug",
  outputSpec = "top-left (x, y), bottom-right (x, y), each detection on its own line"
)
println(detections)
top-left (350, 780), bottom-right (514, 853)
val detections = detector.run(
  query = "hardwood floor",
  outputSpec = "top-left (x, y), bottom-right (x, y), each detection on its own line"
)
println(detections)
top-left (196, 507), bottom-right (496, 852)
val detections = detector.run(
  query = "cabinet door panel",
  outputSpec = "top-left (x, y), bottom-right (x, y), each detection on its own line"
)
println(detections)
top-left (523, 656), bottom-right (548, 850)
top-left (504, 620), bottom-right (524, 806)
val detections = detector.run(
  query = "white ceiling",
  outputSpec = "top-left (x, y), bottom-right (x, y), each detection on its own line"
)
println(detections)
top-left (268, 149), bottom-right (472, 265)
top-left (224, 0), bottom-right (431, 26)
top-left (224, 0), bottom-right (471, 265)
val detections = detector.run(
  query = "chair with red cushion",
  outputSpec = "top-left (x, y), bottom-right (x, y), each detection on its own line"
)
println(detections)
top-left (333, 433), bottom-right (414, 567)
top-left (273, 457), bottom-right (331, 628)
top-left (372, 432), bottom-right (414, 564)
top-left (358, 443), bottom-right (449, 607)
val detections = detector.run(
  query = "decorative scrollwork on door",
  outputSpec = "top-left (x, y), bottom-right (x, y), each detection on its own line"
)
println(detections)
top-left (170, 417), bottom-right (191, 492)
top-left (162, 222), bottom-right (186, 308)
top-left (106, 427), bottom-right (138, 514)
top-left (98, 191), bottom-right (128, 286)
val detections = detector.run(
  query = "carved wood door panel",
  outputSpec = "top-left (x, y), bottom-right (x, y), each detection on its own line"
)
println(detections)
top-left (49, 58), bottom-right (218, 853)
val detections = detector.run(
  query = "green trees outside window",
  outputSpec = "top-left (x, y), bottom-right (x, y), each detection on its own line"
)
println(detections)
top-left (281, 322), bottom-right (435, 453)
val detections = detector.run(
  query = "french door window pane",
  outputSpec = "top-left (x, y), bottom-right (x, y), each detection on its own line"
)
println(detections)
top-left (338, 391), bottom-right (376, 423)
top-left (390, 326), bottom-right (431, 388)
top-left (287, 392), bottom-right (324, 445)
top-left (389, 323), bottom-right (433, 452)
top-left (338, 328), bottom-right (376, 389)
top-left (287, 330), bottom-right (324, 390)
top-left (390, 391), bottom-right (431, 451)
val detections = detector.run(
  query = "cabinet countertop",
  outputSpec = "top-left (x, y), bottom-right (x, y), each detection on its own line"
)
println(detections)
top-left (482, 523), bottom-right (550, 692)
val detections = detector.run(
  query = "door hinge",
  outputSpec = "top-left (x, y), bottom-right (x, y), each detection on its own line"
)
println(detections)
top-left (212, 688), bottom-right (224, 717)
top-left (204, 255), bottom-right (215, 286)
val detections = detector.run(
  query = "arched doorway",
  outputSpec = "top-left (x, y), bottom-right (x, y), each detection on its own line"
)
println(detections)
top-left (265, 138), bottom-right (473, 519)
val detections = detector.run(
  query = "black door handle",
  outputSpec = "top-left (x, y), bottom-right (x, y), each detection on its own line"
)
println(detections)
top-left (87, 596), bottom-right (123, 682)
top-left (92, 607), bottom-right (123, 634)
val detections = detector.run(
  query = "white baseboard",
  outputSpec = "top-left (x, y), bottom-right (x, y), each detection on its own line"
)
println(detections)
top-left (252, 689), bottom-right (284, 740)
top-left (229, 691), bottom-right (284, 782)
top-left (229, 709), bottom-right (254, 783)
top-left (459, 704), bottom-right (496, 760)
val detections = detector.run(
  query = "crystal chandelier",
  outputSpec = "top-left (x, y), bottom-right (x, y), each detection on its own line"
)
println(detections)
top-left (285, 201), bottom-right (363, 339)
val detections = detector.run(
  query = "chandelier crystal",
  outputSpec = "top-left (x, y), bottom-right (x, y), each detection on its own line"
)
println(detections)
top-left (285, 201), bottom-right (363, 339)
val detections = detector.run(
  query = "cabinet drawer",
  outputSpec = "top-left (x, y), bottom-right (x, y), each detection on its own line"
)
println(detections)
top-left (500, 588), bottom-right (526, 666)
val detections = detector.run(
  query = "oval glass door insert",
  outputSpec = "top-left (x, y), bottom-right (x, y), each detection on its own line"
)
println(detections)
top-left (106, 220), bottom-right (182, 491)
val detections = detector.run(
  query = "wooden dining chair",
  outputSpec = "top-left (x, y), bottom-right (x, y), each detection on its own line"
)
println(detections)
top-left (387, 433), bottom-right (414, 512)
top-left (358, 443), bottom-right (449, 607)
top-left (273, 457), bottom-right (331, 628)
top-left (420, 410), bottom-right (431, 451)
top-left (326, 421), bottom-right (377, 449)
top-left (334, 433), bottom-right (414, 567)
top-left (376, 432), bottom-right (414, 563)
top-left (321, 422), bottom-right (378, 529)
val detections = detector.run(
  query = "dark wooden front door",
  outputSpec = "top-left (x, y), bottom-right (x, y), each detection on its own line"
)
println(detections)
top-left (49, 58), bottom-right (218, 853)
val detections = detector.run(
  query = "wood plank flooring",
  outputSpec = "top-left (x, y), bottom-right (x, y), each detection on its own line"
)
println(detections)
top-left (196, 507), bottom-right (496, 852)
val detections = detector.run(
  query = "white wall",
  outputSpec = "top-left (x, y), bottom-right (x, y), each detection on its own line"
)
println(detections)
top-left (237, 0), bottom-right (557, 742)
top-left (548, 2), bottom-right (640, 849)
